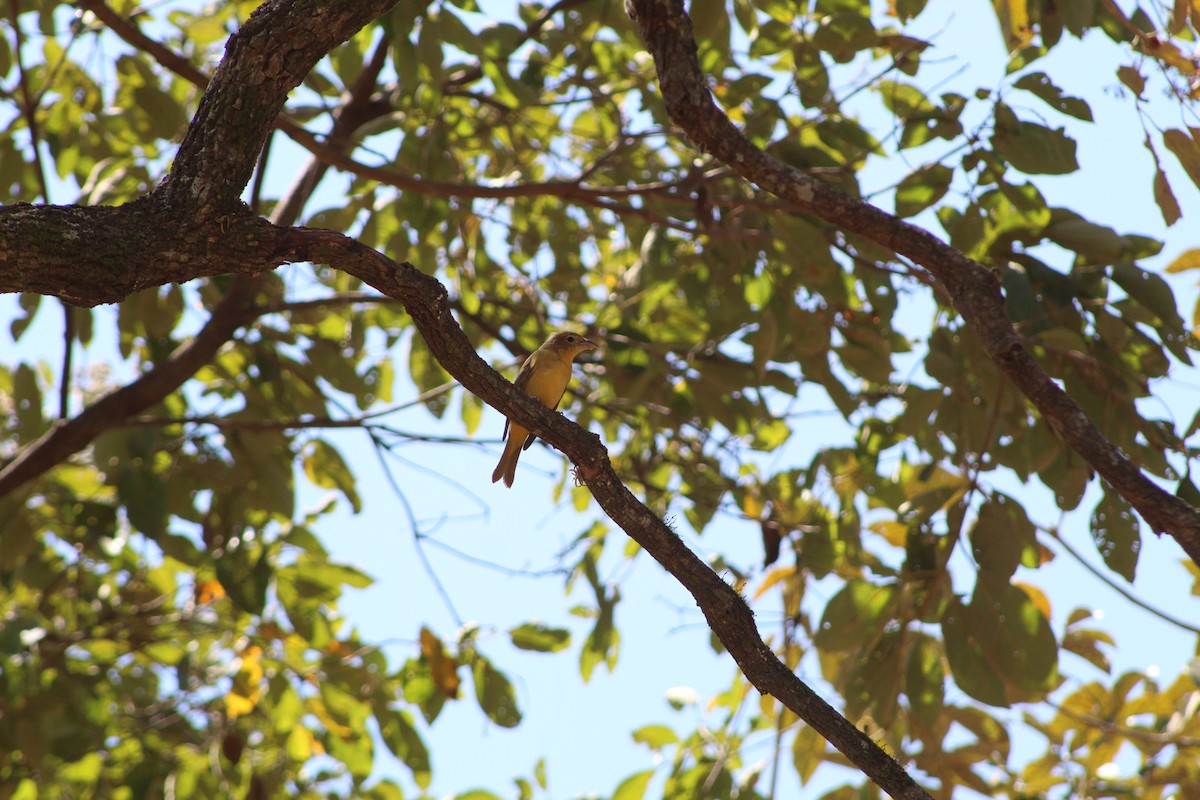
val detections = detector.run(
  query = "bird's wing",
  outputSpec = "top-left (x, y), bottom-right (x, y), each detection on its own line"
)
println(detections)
top-left (512, 352), bottom-right (539, 391)
top-left (503, 351), bottom-right (541, 441)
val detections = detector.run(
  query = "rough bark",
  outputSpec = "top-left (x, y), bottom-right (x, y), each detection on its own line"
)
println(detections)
top-left (627, 0), bottom-right (1200, 564)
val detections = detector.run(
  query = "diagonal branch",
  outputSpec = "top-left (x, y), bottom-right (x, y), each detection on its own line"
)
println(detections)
top-left (0, 0), bottom-right (937, 793)
top-left (275, 226), bottom-right (935, 800)
top-left (0, 3), bottom-right (396, 498)
top-left (0, 198), bottom-right (933, 796)
top-left (627, 0), bottom-right (1200, 564)
top-left (0, 273), bottom-right (261, 497)
top-left (150, 0), bottom-right (396, 217)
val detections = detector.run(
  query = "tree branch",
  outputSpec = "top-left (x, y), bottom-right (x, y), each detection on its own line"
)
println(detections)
top-left (151, 0), bottom-right (396, 217)
top-left (0, 0), bottom-right (397, 497)
top-left (0, 0), bottom-right (933, 792)
top-left (273, 226), bottom-right (934, 800)
top-left (626, 0), bottom-right (1200, 564)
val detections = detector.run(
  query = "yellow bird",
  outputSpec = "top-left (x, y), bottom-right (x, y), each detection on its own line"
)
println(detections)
top-left (492, 331), bottom-right (599, 487)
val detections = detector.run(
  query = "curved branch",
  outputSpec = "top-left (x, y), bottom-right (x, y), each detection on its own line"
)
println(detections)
top-left (627, 0), bottom-right (1200, 564)
top-left (0, 0), bottom-right (933, 792)
top-left (0, 4), bottom-right (395, 497)
top-left (151, 0), bottom-right (396, 217)
top-left (276, 226), bottom-right (933, 800)
top-left (0, 272), bottom-right (262, 496)
top-left (80, 0), bottom-right (718, 233)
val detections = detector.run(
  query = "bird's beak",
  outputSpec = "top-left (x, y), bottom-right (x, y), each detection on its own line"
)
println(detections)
top-left (581, 337), bottom-right (599, 351)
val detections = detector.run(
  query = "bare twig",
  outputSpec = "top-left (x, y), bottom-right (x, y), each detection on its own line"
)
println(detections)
top-left (626, 0), bottom-right (1200, 564)
top-left (1042, 525), bottom-right (1200, 636)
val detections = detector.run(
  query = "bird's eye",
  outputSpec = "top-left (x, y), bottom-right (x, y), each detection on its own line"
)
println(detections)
top-left (566, 335), bottom-right (577, 342)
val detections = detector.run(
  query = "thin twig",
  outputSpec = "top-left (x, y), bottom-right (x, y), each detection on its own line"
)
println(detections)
top-left (368, 430), bottom-right (463, 626)
top-left (1042, 525), bottom-right (1200, 635)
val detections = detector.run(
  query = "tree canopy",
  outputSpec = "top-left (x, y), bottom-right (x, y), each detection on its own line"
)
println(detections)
top-left (3, 0), bottom-right (1200, 798)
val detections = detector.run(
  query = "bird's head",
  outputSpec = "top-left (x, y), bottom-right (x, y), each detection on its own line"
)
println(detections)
top-left (543, 331), bottom-right (599, 360)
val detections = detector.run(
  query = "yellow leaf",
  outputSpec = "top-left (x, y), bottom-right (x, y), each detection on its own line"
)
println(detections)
top-left (992, 0), bottom-right (1033, 52)
top-left (194, 579), bottom-right (225, 605)
top-left (286, 725), bottom-right (324, 761)
top-left (1014, 580), bottom-right (1052, 620)
top-left (752, 565), bottom-right (795, 601)
top-left (870, 520), bottom-right (909, 547)
top-left (419, 626), bottom-right (462, 699)
top-left (225, 692), bottom-right (255, 719)
top-left (740, 490), bottom-right (765, 520)
top-left (227, 645), bottom-right (265, 720)
top-left (308, 697), bottom-right (352, 738)
top-left (1166, 247), bottom-right (1200, 273)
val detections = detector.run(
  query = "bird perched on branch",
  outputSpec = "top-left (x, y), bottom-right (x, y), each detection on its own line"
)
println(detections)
top-left (492, 331), bottom-right (598, 488)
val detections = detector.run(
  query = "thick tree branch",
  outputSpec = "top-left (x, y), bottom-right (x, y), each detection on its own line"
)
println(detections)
top-left (0, 0), bottom-right (931, 792)
top-left (627, 0), bottom-right (1200, 563)
top-left (151, 0), bottom-right (395, 217)
top-left (0, 273), bottom-right (263, 497)
top-left (0, 1), bottom-right (396, 497)
top-left (0, 194), bottom-right (928, 796)
top-left (274, 227), bottom-right (935, 800)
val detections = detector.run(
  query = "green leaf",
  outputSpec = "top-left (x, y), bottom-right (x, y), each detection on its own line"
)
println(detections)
top-left (1177, 470), bottom-right (1200, 508)
top-left (631, 724), bottom-right (679, 750)
top-left (893, 0), bottom-right (928, 22)
top-left (1117, 64), bottom-right (1145, 96)
top-left (992, 0), bottom-right (1033, 51)
top-left (1062, 627), bottom-right (1114, 673)
top-left (59, 752), bottom-right (103, 783)
top-left (365, 781), bottom-right (407, 800)
top-left (1013, 72), bottom-right (1093, 120)
top-left (303, 439), bottom-right (363, 513)
top-left (400, 658), bottom-right (447, 724)
top-left (409, 335), bottom-right (453, 417)
top-left (10, 293), bottom-right (40, 342)
top-left (580, 593), bottom-right (619, 682)
top-left (461, 391), bottom-right (483, 435)
top-left (843, 630), bottom-right (904, 726)
top-left (813, 580), bottom-right (897, 651)
top-left (612, 769), bottom-right (656, 800)
top-left (942, 596), bottom-right (1008, 707)
top-left (472, 656), bottom-right (522, 728)
top-left (905, 634), bottom-right (945, 726)
top-left (1090, 489), bottom-right (1140, 582)
top-left (894, 163), bottom-right (953, 217)
top-left (508, 622), bottom-right (571, 653)
top-left (969, 574), bottom-right (1059, 701)
top-left (691, 0), bottom-right (732, 55)
top-left (992, 103), bottom-right (1079, 174)
top-left (215, 543), bottom-right (272, 616)
top-left (791, 723), bottom-right (826, 785)
top-left (1111, 262), bottom-right (1187, 331)
top-left (12, 363), bottom-right (45, 441)
top-left (379, 708), bottom-right (432, 788)
top-left (663, 761), bottom-right (732, 799)
top-left (751, 418), bottom-right (791, 451)
top-left (1163, 128), bottom-right (1200, 192)
top-left (969, 494), bottom-right (1038, 578)
top-left (115, 462), bottom-right (168, 540)
top-left (1154, 163), bottom-right (1182, 227)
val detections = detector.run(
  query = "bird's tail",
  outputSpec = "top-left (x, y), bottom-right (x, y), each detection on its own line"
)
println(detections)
top-left (492, 446), bottom-right (518, 487)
